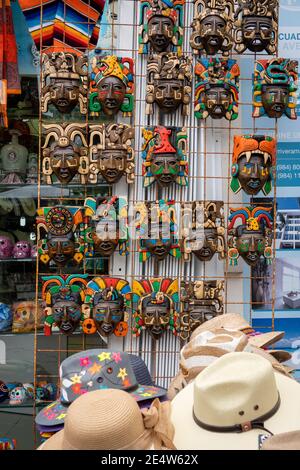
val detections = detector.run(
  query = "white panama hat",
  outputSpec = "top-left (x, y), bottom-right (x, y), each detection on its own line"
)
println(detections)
top-left (171, 352), bottom-right (300, 450)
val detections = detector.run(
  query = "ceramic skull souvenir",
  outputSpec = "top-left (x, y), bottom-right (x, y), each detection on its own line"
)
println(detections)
top-left (142, 126), bottom-right (188, 188)
top-left (42, 123), bottom-right (89, 185)
top-left (41, 52), bottom-right (88, 114)
top-left (195, 58), bottom-right (240, 120)
top-left (13, 241), bottom-right (31, 259)
top-left (180, 280), bottom-right (224, 340)
top-left (190, 0), bottom-right (234, 56)
top-left (0, 236), bottom-right (14, 259)
top-left (135, 199), bottom-right (181, 262)
top-left (37, 205), bottom-right (85, 268)
top-left (9, 386), bottom-right (27, 405)
top-left (82, 277), bottom-right (131, 337)
top-left (253, 59), bottom-right (298, 120)
top-left (89, 55), bottom-right (134, 117)
top-left (139, 0), bottom-right (184, 54)
top-left (89, 123), bottom-right (134, 185)
top-left (230, 135), bottom-right (276, 196)
top-left (132, 278), bottom-right (179, 340)
top-left (228, 206), bottom-right (273, 267)
top-left (42, 275), bottom-right (88, 336)
top-left (0, 130), bottom-right (28, 184)
top-left (181, 201), bottom-right (226, 262)
top-left (234, 0), bottom-right (278, 54)
top-left (146, 52), bottom-right (192, 115)
top-left (84, 196), bottom-right (128, 258)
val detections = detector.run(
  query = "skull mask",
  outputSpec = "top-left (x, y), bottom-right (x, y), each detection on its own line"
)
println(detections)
top-left (92, 288), bottom-right (125, 337)
top-left (0, 236), bottom-right (14, 259)
top-left (13, 241), bottom-right (31, 259)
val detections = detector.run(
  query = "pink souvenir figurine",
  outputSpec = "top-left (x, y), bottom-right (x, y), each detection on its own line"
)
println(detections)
top-left (0, 236), bottom-right (14, 259)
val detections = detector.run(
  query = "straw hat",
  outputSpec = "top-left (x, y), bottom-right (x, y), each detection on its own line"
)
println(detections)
top-left (39, 389), bottom-right (176, 451)
top-left (171, 352), bottom-right (300, 450)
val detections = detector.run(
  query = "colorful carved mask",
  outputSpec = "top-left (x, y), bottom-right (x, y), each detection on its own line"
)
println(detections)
top-left (142, 126), bottom-right (188, 188)
top-left (139, 0), bottom-right (184, 54)
top-left (180, 280), bottom-right (224, 340)
top-left (132, 278), bottom-right (179, 340)
top-left (42, 123), bottom-right (89, 185)
top-left (228, 206), bottom-right (273, 267)
top-left (253, 59), bottom-right (298, 120)
top-left (82, 277), bottom-right (131, 337)
top-left (89, 55), bottom-right (134, 117)
top-left (181, 201), bottom-right (226, 262)
top-left (0, 131), bottom-right (28, 184)
top-left (42, 275), bottom-right (88, 336)
top-left (84, 196), bottom-right (128, 258)
top-left (146, 53), bottom-right (192, 115)
top-left (37, 205), bottom-right (85, 268)
top-left (195, 58), bottom-right (240, 120)
top-left (89, 124), bottom-right (134, 185)
top-left (13, 241), bottom-right (31, 259)
top-left (231, 135), bottom-right (276, 196)
top-left (0, 236), bottom-right (14, 259)
top-left (190, 0), bottom-right (234, 55)
top-left (234, 0), bottom-right (278, 54)
top-left (135, 199), bottom-right (181, 262)
top-left (41, 52), bottom-right (88, 114)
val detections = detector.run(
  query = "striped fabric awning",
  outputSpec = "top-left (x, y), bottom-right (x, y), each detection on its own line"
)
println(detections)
top-left (18, 0), bottom-right (105, 53)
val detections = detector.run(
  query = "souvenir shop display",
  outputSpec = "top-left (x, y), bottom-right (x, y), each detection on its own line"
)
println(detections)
top-left (84, 196), bottom-right (128, 258)
top-left (180, 201), bottom-right (226, 262)
top-left (82, 277), bottom-right (131, 337)
top-left (37, 205), bottom-right (85, 268)
top-left (89, 123), bottom-right (134, 185)
top-left (228, 206), bottom-right (273, 267)
top-left (190, 0), bottom-right (234, 56)
top-left (138, 0), bottom-right (185, 54)
top-left (180, 280), bottom-right (224, 340)
top-left (195, 58), bottom-right (240, 121)
top-left (135, 199), bottom-right (181, 262)
top-left (230, 135), bottom-right (276, 196)
top-left (234, 0), bottom-right (278, 54)
top-left (41, 52), bottom-right (88, 115)
top-left (253, 58), bottom-right (298, 120)
top-left (0, 130), bottom-right (28, 184)
top-left (89, 55), bottom-right (134, 117)
top-left (131, 278), bottom-right (180, 339)
top-left (145, 53), bottom-right (192, 115)
top-left (141, 126), bottom-right (188, 188)
top-left (42, 123), bottom-right (89, 185)
top-left (11, 300), bottom-right (43, 333)
top-left (42, 274), bottom-right (88, 336)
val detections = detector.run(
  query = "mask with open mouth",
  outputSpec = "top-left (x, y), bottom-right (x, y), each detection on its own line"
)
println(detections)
top-left (180, 280), bottom-right (224, 340)
top-left (231, 135), bottom-right (276, 196)
top-left (146, 52), bottom-right (192, 116)
top-left (195, 57), bottom-right (239, 121)
top-left (190, 0), bottom-right (234, 56)
top-left (136, 199), bottom-right (181, 262)
top-left (42, 123), bottom-right (89, 185)
top-left (41, 52), bottom-right (88, 114)
top-left (89, 55), bottom-right (134, 117)
top-left (89, 123), bottom-right (134, 185)
top-left (228, 206), bottom-right (273, 267)
top-left (82, 277), bottom-right (131, 337)
top-left (37, 205), bottom-right (85, 268)
top-left (84, 196), bottom-right (129, 258)
top-left (132, 278), bottom-right (180, 339)
top-left (42, 275), bottom-right (88, 336)
top-left (139, 0), bottom-right (184, 54)
top-left (142, 126), bottom-right (188, 188)
top-left (253, 58), bottom-right (298, 120)
top-left (234, 0), bottom-right (278, 54)
top-left (181, 201), bottom-right (226, 262)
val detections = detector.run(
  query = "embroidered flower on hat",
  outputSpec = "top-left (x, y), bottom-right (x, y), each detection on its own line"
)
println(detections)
top-left (88, 362), bottom-right (102, 375)
top-left (80, 357), bottom-right (91, 367)
top-left (72, 383), bottom-right (82, 394)
top-left (70, 374), bottom-right (82, 384)
top-left (117, 368), bottom-right (128, 381)
top-left (57, 413), bottom-right (67, 420)
top-left (112, 352), bottom-right (122, 364)
top-left (98, 352), bottom-right (111, 362)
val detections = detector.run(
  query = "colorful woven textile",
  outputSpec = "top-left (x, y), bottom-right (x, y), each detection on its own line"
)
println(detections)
top-left (19, 0), bottom-right (105, 53)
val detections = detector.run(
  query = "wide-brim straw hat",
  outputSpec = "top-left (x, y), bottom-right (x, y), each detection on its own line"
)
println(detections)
top-left (171, 352), bottom-right (300, 450)
top-left (39, 389), bottom-right (176, 451)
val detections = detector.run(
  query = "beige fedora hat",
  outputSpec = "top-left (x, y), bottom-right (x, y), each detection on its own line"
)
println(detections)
top-left (39, 389), bottom-right (176, 450)
top-left (171, 352), bottom-right (300, 450)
